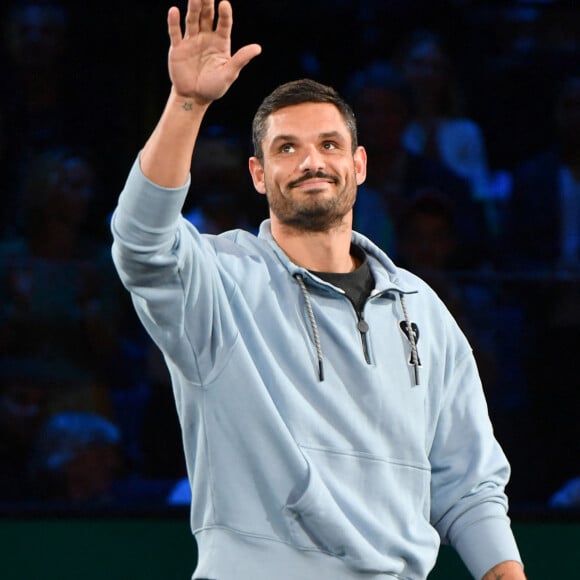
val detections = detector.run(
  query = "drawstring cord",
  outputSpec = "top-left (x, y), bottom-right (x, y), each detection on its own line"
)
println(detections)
top-left (400, 294), bottom-right (420, 386)
top-left (295, 273), bottom-right (419, 386)
top-left (294, 274), bottom-right (325, 381)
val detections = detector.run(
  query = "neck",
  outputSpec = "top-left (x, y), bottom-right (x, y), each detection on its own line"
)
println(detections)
top-left (271, 216), bottom-right (356, 273)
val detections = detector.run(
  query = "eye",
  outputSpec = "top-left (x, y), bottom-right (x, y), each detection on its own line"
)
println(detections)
top-left (322, 141), bottom-right (338, 150)
top-left (280, 143), bottom-right (295, 153)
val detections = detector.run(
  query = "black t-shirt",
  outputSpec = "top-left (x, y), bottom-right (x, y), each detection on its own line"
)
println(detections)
top-left (311, 245), bottom-right (374, 313)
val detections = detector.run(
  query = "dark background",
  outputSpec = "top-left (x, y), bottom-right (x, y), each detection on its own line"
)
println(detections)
top-left (1, 0), bottom-right (580, 570)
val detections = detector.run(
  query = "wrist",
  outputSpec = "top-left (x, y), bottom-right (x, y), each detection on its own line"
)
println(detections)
top-left (170, 86), bottom-right (212, 113)
top-left (481, 560), bottom-right (526, 580)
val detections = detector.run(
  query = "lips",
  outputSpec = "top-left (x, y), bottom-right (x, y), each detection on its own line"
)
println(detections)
top-left (289, 173), bottom-right (338, 189)
top-left (294, 178), bottom-right (333, 189)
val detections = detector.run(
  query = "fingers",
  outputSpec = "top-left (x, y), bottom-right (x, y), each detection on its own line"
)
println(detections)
top-left (179, 1), bottom-right (233, 42)
top-left (167, 0), bottom-right (262, 79)
top-left (184, 0), bottom-right (202, 37)
top-left (185, 0), bottom-right (215, 37)
top-left (199, 0), bottom-right (215, 33)
top-left (167, 7), bottom-right (182, 47)
top-left (214, 0), bottom-right (232, 40)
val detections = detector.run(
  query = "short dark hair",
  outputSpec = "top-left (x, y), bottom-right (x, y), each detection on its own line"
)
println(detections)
top-left (251, 79), bottom-right (358, 160)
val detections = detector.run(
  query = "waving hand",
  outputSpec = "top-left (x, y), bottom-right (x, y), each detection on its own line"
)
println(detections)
top-left (139, 0), bottom-right (260, 185)
top-left (167, 0), bottom-right (262, 104)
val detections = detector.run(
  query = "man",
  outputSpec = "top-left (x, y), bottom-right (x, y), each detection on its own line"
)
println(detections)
top-left (111, 1), bottom-right (525, 578)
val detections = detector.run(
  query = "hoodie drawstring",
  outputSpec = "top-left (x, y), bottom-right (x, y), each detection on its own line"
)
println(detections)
top-left (400, 294), bottom-right (420, 386)
top-left (295, 273), bottom-right (419, 386)
top-left (294, 274), bottom-right (325, 381)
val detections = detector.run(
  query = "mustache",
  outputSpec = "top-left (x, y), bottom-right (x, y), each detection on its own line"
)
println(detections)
top-left (288, 171), bottom-right (339, 188)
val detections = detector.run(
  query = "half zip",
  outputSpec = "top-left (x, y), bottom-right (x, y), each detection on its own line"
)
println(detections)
top-left (295, 272), bottom-right (419, 386)
top-left (350, 301), bottom-right (371, 364)
top-left (357, 313), bottom-right (371, 364)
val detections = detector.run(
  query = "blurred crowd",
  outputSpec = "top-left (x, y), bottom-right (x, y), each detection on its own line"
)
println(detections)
top-left (2, 0), bottom-right (580, 511)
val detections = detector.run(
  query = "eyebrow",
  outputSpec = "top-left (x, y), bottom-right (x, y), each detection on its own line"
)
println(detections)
top-left (269, 131), bottom-right (347, 147)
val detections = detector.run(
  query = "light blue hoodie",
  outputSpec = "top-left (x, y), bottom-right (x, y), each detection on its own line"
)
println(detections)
top-left (111, 158), bottom-right (522, 580)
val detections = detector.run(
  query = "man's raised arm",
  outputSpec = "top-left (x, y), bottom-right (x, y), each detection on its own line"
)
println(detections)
top-left (140, 0), bottom-right (261, 187)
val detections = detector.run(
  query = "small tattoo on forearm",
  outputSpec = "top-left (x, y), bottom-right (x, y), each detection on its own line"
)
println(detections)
top-left (182, 102), bottom-right (193, 111)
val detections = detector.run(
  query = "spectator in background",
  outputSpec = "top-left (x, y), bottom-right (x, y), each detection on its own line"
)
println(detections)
top-left (345, 60), bottom-right (489, 269)
top-left (0, 1), bottom-right (76, 237)
top-left (0, 0), bottom-right (128, 239)
top-left (465, 3), bottom-right (578, 173)
top-left (395, 191), bottom-right (497, 393)
top-left (395, 30), bottom-right (495, 209)
top-left (27, 410), bottom-right (180, 505)
top-left (397, 190), bottom-right (467, 305)
top-left (28, 411), bottom-right (123, 504)
top-left (0, 147), bottom-right (122, 418)
top-left (503, 75), bottom-right (580, 272)
top-left (0, 355), bottom-right (128, 504)
top-left (0, 356), bottom-right (53, 501)
top-left (183, 126), bottom-right (263, 233)
top-left (0, 144), bottom-right (165, 477)
top-left (500, 74), bottom-right (580, 503)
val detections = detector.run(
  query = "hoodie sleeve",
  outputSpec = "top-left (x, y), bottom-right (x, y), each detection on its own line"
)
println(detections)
top-left (429, 335), bottom-right (523, 579)
top-left (110, 156), bottom-right (239, 385)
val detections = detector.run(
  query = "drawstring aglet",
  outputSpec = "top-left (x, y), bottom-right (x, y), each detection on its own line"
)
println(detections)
top-left (413, 365), bottom-right (420, 386)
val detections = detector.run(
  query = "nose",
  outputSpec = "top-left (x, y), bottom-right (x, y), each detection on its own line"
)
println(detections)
top-left (298, 145), bottom-right (324, 173)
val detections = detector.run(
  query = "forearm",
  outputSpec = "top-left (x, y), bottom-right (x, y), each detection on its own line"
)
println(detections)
top-left (140, 87), bottom-right (210, 188)
top-left (138, 0), bottom-right (260, 188)
top-left (481, 560), bottom-right (526, 580)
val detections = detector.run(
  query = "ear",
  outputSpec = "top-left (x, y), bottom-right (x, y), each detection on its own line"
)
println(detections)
top-left (353, 146), bottom-right (367, 186)
top-left (248, 156), bottom-right (266, 195)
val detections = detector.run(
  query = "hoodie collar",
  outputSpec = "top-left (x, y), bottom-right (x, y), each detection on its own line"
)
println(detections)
top-left (257, 219), bottom-right (418, 295)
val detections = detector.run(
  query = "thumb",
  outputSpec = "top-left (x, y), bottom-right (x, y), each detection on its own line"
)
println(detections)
top-left (227, 43), bottom-right (262, 78)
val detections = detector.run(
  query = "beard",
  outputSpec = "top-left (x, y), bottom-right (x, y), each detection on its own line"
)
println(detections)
top-left (266, 170), bottom-right (357, 233)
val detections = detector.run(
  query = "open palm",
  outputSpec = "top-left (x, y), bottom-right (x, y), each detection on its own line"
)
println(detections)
top-left (167, 0), bottom-right (261, 105)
